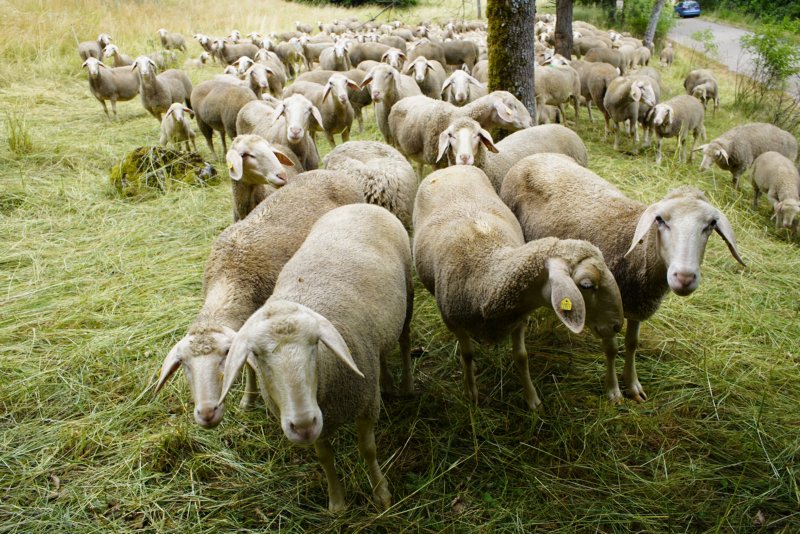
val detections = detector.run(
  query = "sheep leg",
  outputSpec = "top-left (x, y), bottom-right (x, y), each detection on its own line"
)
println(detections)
top-left (219, 131), bottom-right (228, 155)
top-left (655, 135), bottom-right (663, 165)
top-left (398, 307), bottom-right (414, 395)
top-left (623, 320), bottom-right (646, 402)
top-left (354, 106), bottom-right (364, 133)
top-left (379, 352), bottom-right (396, 394)
top-left (602, 335), bottom-right (623, 402)
top-left (558, 104), bottom-right (568, 127)
top-left (98, 97), bottom-right (110, 119)
top-left (511, 325), bottom-right (542, 412)
top-left (587, 101), bottom-right (594, 122)
top-left (325, 131), bottom-right (336, 147)
top-left (314, 438), bottom-right (347, 513)
top-left (110, 98), bottom-right (119, 119)
top-left (342, 126), bottom-right (350, 143)
top-left (356, 417), bottom-right (392, 509)
top-left (238, 365), bottom-right (259, 409)
top-left (613, 123), bottom-right (620, 150)
top-left (455, 332), bottom-right (479, 405)
top-left (751, 181), bottom-right (761, 210)
top-left (732, 169), bottom-right (743, 190)
top-left (572, 95), bottom-right (579, 126)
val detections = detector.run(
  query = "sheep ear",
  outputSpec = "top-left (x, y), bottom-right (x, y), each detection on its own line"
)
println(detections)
top-left (273, 148), bottom-right (295, 166)
top-left (436, 130), bottom-right (451, 162)
top-left (547, 260), bottom-right (586, 334)
top-left (226, 149), bottom-right (244, 181)
top-left (311, 310), bottom-right (364, 379)
top-left (380, 51), bottom-right (390, 62)
top-left (467, 75), bottom-right (482, 87)
top-left (360, 70), bottom-right (374, 88)
top-left (310, 105), bottom-right (324, 129)
top-left (154, 337), bottom-right (189, 395)
top-left (478, 128), bottom-right (499, 153)
top-left (322, 82), bottom-right (332, 102)
top-left (219, 333), bottom-right (255, 404)
top-left (164, 107), bottom-right (175, 119)
top-left (272, 103), bottom-right (286, 121)
top-left (716, 148), bottom-right (729, 165)
top-left (440, 76), bottom-right (453, 95)
top-left (631, 84), bottom-right (642, 102)
top-left (493, 100), bottom-right (514, 123)
top-left (399, 51), bottom-right (406, 60)
top-left (81, 59), bottom-right (90, 68)
top-left (625, 202), bottom-right (661, 257)
top-left (693, 143), bottom-right (708, 153)
top-left (183, 106), bottom-right (194, 117)
top-left (713, 210), bottom-right (746, 266)
top-left (345, 78), bottom-right (360, 91)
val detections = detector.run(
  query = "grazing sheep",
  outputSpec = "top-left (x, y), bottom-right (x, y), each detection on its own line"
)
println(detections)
top-left (585, 62), bottom-right (621, 134)
top-left (264, 94), bottom-right (323, 171)
top-left (215, 39), bottom-right (259, 65)
top-left (323, 141), bottom-right (417, 229)
top-left (102, 44), bottom-right (132, 67)
top-left (192, 79), bottom-right (256, 155)
top-left (155, 170), bottom-right (365, 428)
top-left (404, 56), bottom-right (447, 99)
top-left (684, 69), bottom-right (719, 116)
top-left (574, 37), bottom-right (610, 58)
top-left (659, 42), bottom-right (674, 68)
top-left (131, 56), bottom-right (193, 121)
top-left (225, 134), bottom-right (300, 221)
top-left (441, 39), bottom-right (480, 70)
top-left (501, 154), bottom-right (745, 402)
top-left (584, 47), bottom-right (626, 74)
top-left (389, 92), bottom-right (533, 174)
top-left (407, 38), bottom-right (447, 67)
top-left (219, 203), bottom-right (413, 512)
top-left (751, 151), bottom-right (800, 233)
top-left (648, 95), bottom-right (706, 164)
top-left (78, 33), bottom-right (112, 61)
top-left (360, 64), bottom-right (422, 144)
top-left (379, 34), bottom-right (407, 53)
top-left (296, 21), bottom-right (313, 34)
top-left (81, 57), bottom-right (139, 118)
top-left (698, 122), bottom-right (798, 189)
top-left (413, 166), bottom-right (624, 410)
top-left (157, 29), bottom-right (186, 51)
top-left (603, 75), bottom-right (658, 149)
top-left (185, 52), bottom-right (211, 68)
top-left (634, 46), bottom-right (651, 67)
top-left (534, 64), bottom-right (581, 125)
top-left (159, 103), bottom-right (197, 152)
top-left (441, 70), bottom-right (487, 107)
top-left (148, 49), bottom-right (177, 71)
top-left (275, 38), bottom-right (306, 77)
top-left (435, 117), bottom-right (588, 191)
top-left (319, 41), bottom-right (352, 71)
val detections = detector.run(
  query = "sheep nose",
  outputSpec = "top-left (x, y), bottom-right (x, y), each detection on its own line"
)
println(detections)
top-left (673, 271), bottom-right (697, 292)
top-left (458, 154), bottom-right (471, 164)
top-left (289, 416), bottom-right (318, 442)
top-left (194, 405), bottom-right (222, 428)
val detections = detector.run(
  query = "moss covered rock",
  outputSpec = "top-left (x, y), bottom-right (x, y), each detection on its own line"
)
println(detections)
top-left (109, 146), bottom-right (219, 198)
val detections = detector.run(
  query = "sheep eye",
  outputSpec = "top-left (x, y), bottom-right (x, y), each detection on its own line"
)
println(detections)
top-left (655, 215), bottom-right (666, 226)
top-left (579, 280), bottom-right (594, 290)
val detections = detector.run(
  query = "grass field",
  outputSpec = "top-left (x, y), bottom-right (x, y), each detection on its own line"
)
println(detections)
top-left (1, 0), bottom-right (799, 531)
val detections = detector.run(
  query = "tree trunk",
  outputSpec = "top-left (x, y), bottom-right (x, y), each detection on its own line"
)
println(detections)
top-left (554, 0), bottom-right (574, 59)
top-left (487, 0), bottom-right (537, 121)
top-left (643, 0), bottom-right (667, 49)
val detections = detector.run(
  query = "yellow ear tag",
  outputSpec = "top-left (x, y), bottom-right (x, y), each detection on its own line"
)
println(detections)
top-left (227, 161), bottom-right (234, 170)
top-left (560, 298), bottom-right (572, 311)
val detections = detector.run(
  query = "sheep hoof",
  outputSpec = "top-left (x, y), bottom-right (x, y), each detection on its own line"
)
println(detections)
top-left (328, 500), bottom-right (347, 514)
top-left (607, 388), bottom-right (624, 404)
top-left (626, 382), bottom-right (647, 403)
top-left (374, 485), bottom-right (392, 510)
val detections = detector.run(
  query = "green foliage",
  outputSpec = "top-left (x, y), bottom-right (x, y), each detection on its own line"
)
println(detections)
top-left (4, 108), bottom-right (34, 155)
top-left (702, 0), bottom-right (800, 21)
top-left (621, 0), bottom-right (674, 41)
top-left (109, 147), bottom-right (219, 199)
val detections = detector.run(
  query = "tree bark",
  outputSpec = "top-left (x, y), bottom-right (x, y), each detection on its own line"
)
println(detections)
top-left (487, 0), bottom-right (537, 121)
top-left (643, 0), bottom-right (667, 49)
top-left (554, 0), bottom-right (574, 59)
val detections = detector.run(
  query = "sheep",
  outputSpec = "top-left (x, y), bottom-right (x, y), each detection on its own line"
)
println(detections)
top-left (574, 37), bottom-right (610, 58)
top-left (404, 56), bottom-right (447, 99)
top-left (319, 41), bottom-right (352, 71)
top-left (603, 75), bottom-right (658, 149)
top-left (263, 94), bottom-right (323, 171)
top-left (407, 38), bottom-right (447, 67)
top-left (300, 38), bottom-right (332, 67)
top-left (648, 95), bottom-right (706, 165)
top-left (584, 47), bottom-right (626, 74)
top-left (131, 56), bottom-right (193, 121)
top-left (215, 39), bottom-right (259, 65)
top-left (148, 49), bottom-right (177, 71)
top-left (697, 122), bottom-right (799, 189)
top-left (102, 44), bottom-right (132, 67)
top-left (534, 64), bottom-right (581, 125)
top-left (157, 29), bottom-right (186, 51)
top-left (348, 42), bottom-right (392, 67)
top-left (81, 57), bottom-right (139, 118)
top-left (159, 103), bottom-right (197, 152)
top-left (500, 154), bottom-right (745, 402)
top-left (155, 170), bottom-right (366, 429)
top-left (275, 39), bottom-right (306, 77)
top-left (323, 141), bottom-right (417, 229)
top-left (225, 134), bottom-right (301, 221)
top-left (435, 117), bottom-right (588, 191)
top-left (219, 203), bottom-right (413, 512)
top-left (441, 39), bottom-right (480, 70)
top-left (240, 63), bottom-right (276, 99)
top-left (78, 33), bottom-right (112, 61)
top-left (360, 64), bottom-right (422, 144)
top-left (471, 59), bottom-right (488, 83)
top-left (380, 47), bottom-right (406, 71)
top-left (193, 33), bottom-right (217, 58)
top-left (185, 52), bottom-right (211, 68)
top-left (389, 91), bottom-right (533, 174)
top-left (295, 21), bottom-right (313, 34)
top-left (441, 70), bottom-right (487, 107)
top-left (616, 44), bottom-right (637, 72)
top-left (684, 69), bottom-right (720, 116)
top-left (379, 35), bottom-right (407, 53)
top-left (413, 165), bottom-right (624, 410)
top-left (192, 79), bottom-right (256, 155)
top-left (659, 42), bottom-right (674, 68)
top-left (634, 46), bottom-right (651, 67)
top-left (235, 97), bottom-right (281, 135)
top-left (318, 74), bottom-right (360, 145)
top-left (296, 68), bottom-right (370, 132)
top-left (751, 151), bottom-right (800, 233)
top-left (254, 49), bottom-right (287, 97)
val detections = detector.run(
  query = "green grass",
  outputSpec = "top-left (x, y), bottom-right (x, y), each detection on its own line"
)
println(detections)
top-left (1, 1), bottom-right (800, 532)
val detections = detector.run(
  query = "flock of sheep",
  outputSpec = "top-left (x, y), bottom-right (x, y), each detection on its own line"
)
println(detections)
top-left (77, 12), bottom-right (800, 512)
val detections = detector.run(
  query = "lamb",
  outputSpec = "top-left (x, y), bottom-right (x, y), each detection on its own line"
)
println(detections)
top-left (750, 151), bottom-right (800, 233)
top-left (659, 42), bottom-right (674, 67)
top-left (323, 141), bottom-right (417, 229)
top-left (603, 75), bottom-right (658, 149)
top-left (413, 165), bottom-right (624, 410)
top-left (225, 134), bottom-right (301, 221)
top-left (648, 95), bottom-right (706, 164)
top-left (319, 41), bottom-right (352, 71)
top-left (155, 170), bottom-right (366, 429)
top-left (159, 103), bottom-right (197, 152)
top-left (404, 56), bottom-right (447, 99)
top-left (131, 56), bottom-right (193, 121)
top-left (102, 44), bottom-right (132, 67)
top-left (500, 154), bottom-right (745, 402)
top-left (192, 79), bottom-right (256, 155)
top-left (683, 69), bottom-right (720, 116)
top-left (389, 92), bottom-right (533, 174)
top-left (275, 39), bottom-right (306, 77)
top-left (435, 117), bottom-right (588, 191)
top-left (441, 70), bottom-right (487, 107)
top-left (219, 203), bottom-right (413, 512)
top-left (698, 122), bottom-right (799, 188)
top-left (78, 33), bottom-right (112, 61)
top-left (534, 64), bottom-right (581, 125)
top-left (81, 57), bottom-right (139, 118)
top-left (157, 29), bottom-right (186, 51)
top-left (360, 64), bottom-right (422, 144)
top-left (263, 94), bottom-right (323, 171)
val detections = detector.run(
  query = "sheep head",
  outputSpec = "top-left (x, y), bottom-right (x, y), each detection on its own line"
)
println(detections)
top-left (227, 135), bottom-right (293, 187)
top-left (651, 104), bottom-right (673, 128)
top-left (273, 95), bottom-right (323, 143)
top-left (697, 142), bottom-right (730, 171)
top-left (774, 199), bottom-right (800, 233)
top-left (436, 117), bottom-right (498, 165)
top-left (323, 74), bottom-right (358, 104)
top-left (81, 57), bottom-right (106, 78)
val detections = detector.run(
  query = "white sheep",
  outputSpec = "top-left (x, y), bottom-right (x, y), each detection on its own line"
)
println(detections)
top-left (191, 79), bottom-right (257, 156)
top-left (155, 170), bottom-right (366, 428)
top-left (81, 57), bottom-right (139, 119)
top-left (500, 154), bottom-right (745, 402)
top-left (131, 56), bottom-right (193, 121)
top-left (750, 151), bottom-right (800, 234)
top-left (360, 64), bottom-right (422, 144)
top-left (219, 203), bottom-right (414, 512)
top-left (413, 165), bottom-right (624, 410)
top-left (102, 44), bottom-right (132, 67)
top-left (684, 69), bottom-right (719, 116)
top-left (264, 94), bottom-right (323, 171)
top-left (78, 33), bottom-right (112, 61)
top-left (603, 75), bottom-right (658, 149)
top-left (159, 103), bottom-right (198, 152)
top-left (157, 28), bottom-right (186, 51)
top-left (441, 70), bottom-right (487, 107)
top-left (404, 56), bottom-right (447, 99)
top-left (648, 95), bottom-right (706, 165)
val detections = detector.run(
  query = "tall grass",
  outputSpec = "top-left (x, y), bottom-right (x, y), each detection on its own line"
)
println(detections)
top-left (1, 1), bottom-right (799, 531)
